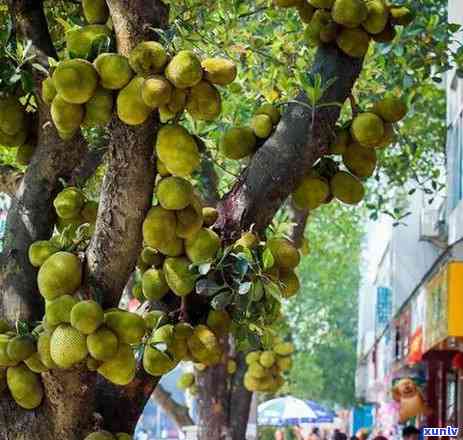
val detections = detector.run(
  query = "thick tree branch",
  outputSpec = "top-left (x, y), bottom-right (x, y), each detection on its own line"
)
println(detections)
top-left (216, 44), bottom-right (363, 239)
top-left (69, 144), bottom-right (108, 187)
top-left (153, 385), bottom-right (194, 428)
top-left (288, 203), bottom-right (309, 248)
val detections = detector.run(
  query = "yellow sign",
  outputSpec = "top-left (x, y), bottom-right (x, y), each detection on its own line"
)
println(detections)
top-left (424, 262), bottom-right (463, 351)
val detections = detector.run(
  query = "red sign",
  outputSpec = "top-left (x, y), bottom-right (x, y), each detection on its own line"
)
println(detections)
top-left (407, 328), bottom-right (423, 365)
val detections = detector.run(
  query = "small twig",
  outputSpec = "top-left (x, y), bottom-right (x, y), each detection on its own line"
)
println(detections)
top-left (349, 94), bottom-right (359, 117)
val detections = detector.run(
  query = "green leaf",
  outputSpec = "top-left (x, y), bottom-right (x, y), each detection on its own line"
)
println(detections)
top-left (261, 247), bottom-right (275, 270)
top-left (264, 281), bottom-right (281, 302)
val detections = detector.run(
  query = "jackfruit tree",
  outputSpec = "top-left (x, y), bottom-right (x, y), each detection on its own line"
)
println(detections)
top-left (0, 0), bottom-right (452, 439)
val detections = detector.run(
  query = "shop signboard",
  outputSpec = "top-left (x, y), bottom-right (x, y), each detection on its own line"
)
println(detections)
top-left (408, 288), bottom-right (426, 365)
top-left (424, 261), bottom-right (463, 351)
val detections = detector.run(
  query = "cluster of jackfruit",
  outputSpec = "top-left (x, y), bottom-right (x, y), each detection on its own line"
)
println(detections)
top-left (142, 309), bottom-right (230, 377)
top-left (43, 29), bottom-right (237, 140)
top-left (243, 340), bottom-right (294, 393)
top-left (220, 103), bottom-right (281, 160)
top-left (0, 94), bottom-right (36, 165)
top-left (274, 0), bottom-right (414, 58)
top-left (84, 431), bottom-right (132, 440)
top-left (292, 94), bottom-right (407, 209)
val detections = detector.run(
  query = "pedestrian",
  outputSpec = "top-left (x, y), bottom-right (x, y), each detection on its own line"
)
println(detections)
top-left (275, 428), bottom-right (286, 440)
top-left (402, 426), bottom-right (420, 440)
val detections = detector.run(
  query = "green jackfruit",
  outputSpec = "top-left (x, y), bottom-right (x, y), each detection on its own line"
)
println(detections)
top-left (94, 53), bottom-right (134, 90)
top-left (202, 207), bottom-right (218, 226)
top-left (141, 75), bottom-right (173, 109)
top-left (207, 310), bottom-right (231, 337)
top-left (187, 325), bottom-right (222, 366)
top-left (351, 112), bottom-right (385, 148)
top-left (37, 331), bottom-right (58, 369)
top-left (37, 251), bottom-right (82, 300)
top-left (143, 345), bottom-right (177, 376)
top-left (280, 270), bottom-right (300, 298)
top-left (255, 104), bottom-right (281, 125)
top-left (185, 228), bottom-right (221, 264)
top-left (165, 50), bottom-right (203, 89)
top-left (157, 176), bottom-right (193, 210)
top-left (155, 125), bottom-right (200, 177)
top-left (141, 247), bottom-right (162, 267)
top-left (53, 59), bottom-right (98, 104)
top-left (371, 95), bottom-right (407, 123)
top-left (308, 0), bottom-right (334, 7)
top-left (115, 434), bottom-right (132, 440)
top-left (260, 351), bottom-right (276, 368)
top-left (293, 175), bottom-right (330, 210)
top-left (332, 0), bottom-right (368, 28)
top-left (305, 10), bottom-right (338, 45)
top-left (274, 342), bottom-right (295, 356)
top-left (0, 96), bottom-right (25, 136)
top-left (273, 0), bottom-right (304, 6)
top-left (83, 87), bottom-right (113, 128)
top-left (97, 343), bottom-right (136, 385)
top-left (267, 238), bottom-right (300, 270)
top-left (82, 0), bottom-right (109, 24)
top-left (87, 327), bottom-right (119, 361)
top-left (46, 295), bottom-right (78, 327)
top-left (330, 171), bottom-right (365, 205)
top-left (7, 364), bottom-right (43, 409)
top-left (363, 0), bottom-right (389, 34)
top-left (0, 320), bottom-right (9, 333)
top-left (28, 240), bottom-right (60, 268)
top-left (336, 27), bottom-right (370, 58)
top-left (54, 187), bottom-right (85, 220)
top-left (50, 95), bottom-right (84, 139)
top-left (143, 206), bottom-right (177, 251)
top-left (186, 81), bottom-right (221, 121)
top-left (177, 372), bottom-right (195, 390)
top-left (390, 6), bottom-right (414, 26)
top-left (84, 431), bottom-right (115, 440)
top-left (129, 41), bottom-right (168, 76)
top-left (0, 335), bottom-right (16, 367)
top-left (246, 351), bottom-right (261, 364)
top-left (201, 58), bottom-right (237, 86)
top-left (157, 159), bottom-right (171, 177)
top-left (16, 143), bottom-right (35, 166)
top-left (42, 77), bottom-right (57, 105)
top-left (0, 127), bottom-right (27, 147)
top-left (117, 76), bottom-right (152, 125)
top-left (251, 114), bottom-right (273, 139)
top-left (277, 356), bottom-right (293, 371)
top-left (105, 310), bottom-right (146, 344)
top-left (297, 3), bottom-right (315, 23)
top-left (50, 324), bottom-right (88, 368)
top-left (66, 25), bottom-right (112, 59)
top-left (163, 257), bottom-right (197, 296)
top-left (220, 127), bottom-right (257, 160)
top-left (376, 123), bottom-right (395, 149)
top-left (24, 352), bottom-right (49, 373)
top-left (329, 127), bottom-right (351, 155)
top-left (71, 300), bottom-right (104, 334)
top-left (176, 205), bottom-right (204, 239)
top-left (142, 268), bottom-right (169, 300)
top-left (343, 143), bottom-right (377, 178)
top-left (6, 335), bottom-right (35, 363)
top-left (144, 311), bottom-right (167, 330)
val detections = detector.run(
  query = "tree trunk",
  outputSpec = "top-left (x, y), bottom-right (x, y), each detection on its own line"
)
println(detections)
top-left (153, 386), bottom-right (194, 428)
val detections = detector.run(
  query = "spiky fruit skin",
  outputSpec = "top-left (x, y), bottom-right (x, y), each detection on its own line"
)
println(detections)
top-left (0, 96), bottom-right (26, 137)
top-left (305, 10), bottom-right (337, 45)
top-left (274, 342), bottom-right (295, 356)
top-left (83, 87), bottom-right (113, 128)
top-left (343, 143), bottom-right (377, 178)
top-left (332, 0), bottom-right (368, 28)
top-left (293, 176), bottom-right (330, 210)
top-left (165, 50), bottom-right (203, 89)
top-left (256, 103), bottom-right (281, 125)
top-left (115, 434), bottom-right (132, 440)
top-left (54, 187), bottom-right (85, 220)
top-left (185, 228), bottom-right (221, 264)
top-left (251, 114), bottom-right (273, 139)
top-left (201, 58), bottom-right (237, 86)
top-left (53, 59), bottom-right (98, 104)
top-left (280, 270), bottom-right (300, 298)
top-left (187, 325), bottom-right (222, 366)
top-left (143, 345), bottom-right (177, 376)
top-left (157, 159), bottom-right (171, 177)
top-left (0, 335), bottom-right (16, 367)
top-left (141, 247), bottom-right (162, 267)
top-left (94, 53), bottom-right (134, 90)
top-left (156, 176), bottom-right (193, 210)
top-left (155, 125), bottom-right (200, 177)
top-left (202, 207), bottom-right (219, 227)
top-left (97, 343), bottom-right (136, 385)
top-left (28, 240), bottom-right (59, 268)
top-left (82, 0), bottom-right (109, 24)
top-left (7, 364), bottom-right (44, 409)
top-left (50, 324), bottom-right (88, 368)
top-left (42, 77), bottom-right (57, 105)
top-left (25, 352), bottom-right (49, 373)
top-left (234, 231), bottom-right (259, 249)
top-left (176, 205), bottom-right (204, 239)
top-left (363, 0), bottom-right (389, 35)
top-left (337, 28), bottom-right (370, 58)
top-left (6, 335), bottom-right (36, 363)
top-left (142, 268), bottom-right (170, 300)
top-left (330, 171), bottom-right (365, 205)
top-left (267, 238), bottom-right (300, 270)
top-left (246, 351), bottom-right (261, 365)
top-left (163, 257), bottom-right (197, 296)
top-left (87, 327), bottom-right (119, 361)
top-left (186, 81), bottom-right (222, 121)
top-left (141, 75), bottom-right (173, 109)
top-left (128, 41), bottom-right (168, 76)
top-left (260, 351), bottom-right (276, 368)
top-left (37, 331), bottom-right (58, 369)
top-left (372, 95), bottom-right (407, 123)
top-left (117, 76), bottom-right (152, 125)
top-left (351, 112), bottom-right (385, 148)
top-left (144, 311), bottom-right (167, 330)
top-left (65, 25), bottom-right (112, 59)
top-left (37, 251), bottom-right (82, 300)
top-left (16, 143), bottom-right (35, 166)
top-left (46, 294), bottom-right (78, 327)
top-left (51, 95), bottom-right (84, 139)
top-left (207, 310), bottom-right (231, 337)
top-left (221, 127), bottom-right (257, 160)
top-left (277, 356), bottom-right (293, 371)
top-left (71, 300), bottom-right (104, 334)
top-left (143, 206), bottom-right (177, 251)
top-left (105, 311), bottom-right (146, 345)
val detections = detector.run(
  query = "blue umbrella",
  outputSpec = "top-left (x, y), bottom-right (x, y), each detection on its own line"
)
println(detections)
top-left (258, 396), bottom-right (318, 426)
top-left (305, 400), bottom-right (336, 423)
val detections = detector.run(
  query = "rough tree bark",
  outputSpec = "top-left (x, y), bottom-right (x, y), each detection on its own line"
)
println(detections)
top-left (153, 386), bottom-right (194, 428)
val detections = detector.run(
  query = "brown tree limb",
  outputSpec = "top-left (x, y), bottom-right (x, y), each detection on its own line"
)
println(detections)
top-left (69, 144), bottom-right (108, 187)
top-left (153, 385), bottom-right (194, 428)
top-left (216, 44), bottom-right (363, 240)
top-left (288, 202), bottom-right (310, 248)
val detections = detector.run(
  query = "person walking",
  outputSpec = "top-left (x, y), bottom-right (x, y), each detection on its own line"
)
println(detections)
top-left (275, 428), bottom-right (286, 440)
